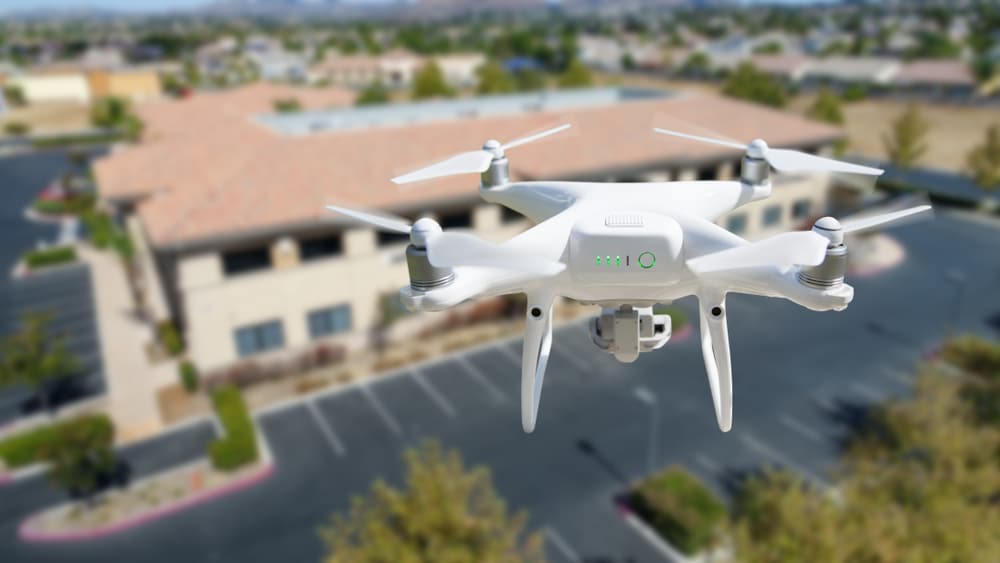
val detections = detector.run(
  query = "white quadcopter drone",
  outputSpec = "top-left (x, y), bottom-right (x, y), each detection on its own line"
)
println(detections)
top-left (326, 124), bottom-right (931, 433)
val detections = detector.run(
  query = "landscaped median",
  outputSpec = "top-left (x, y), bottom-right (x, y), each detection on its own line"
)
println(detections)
top-left (18, 386), bottom-right (273, 543)
top-left (623, 465), bottom-right (727, 560)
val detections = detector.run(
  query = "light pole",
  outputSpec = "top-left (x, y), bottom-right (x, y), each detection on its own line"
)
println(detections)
top-left (633, 386), bottom-right (659, 476)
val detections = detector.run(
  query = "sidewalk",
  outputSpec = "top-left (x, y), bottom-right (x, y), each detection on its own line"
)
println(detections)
top-left (80, 245), bottom-right (165, 442)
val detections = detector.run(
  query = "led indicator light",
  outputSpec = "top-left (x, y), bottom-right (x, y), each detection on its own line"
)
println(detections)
top-left (638, 251), bottom-right (656, 269)
top-left (595, 256), bottom-right (601, 266)
top-left (616, 256), bottom-right (621, 267)
top-left (606, 256), bottom-right (611, 267)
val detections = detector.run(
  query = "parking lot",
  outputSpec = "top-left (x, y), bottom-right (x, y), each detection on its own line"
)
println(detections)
top-left (0, 211), bottom-right (998, 562)
top-left (0, 148), bottom-right (107, 423)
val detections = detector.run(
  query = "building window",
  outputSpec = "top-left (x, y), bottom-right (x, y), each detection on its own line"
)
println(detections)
top-left (791, 199), bottom-right (812, 219)
top-left (377, 231), bottom-right (410, 247)
top-left (439, 209), bottom-right (472, 230)
top-left (697, 166), bottom-right (716, 181)
top-left (726, 213), bottom-right (748, 234)
top-left (222, 246), bottom-right (271, 276)
top-left (763, 205), bottom-right (782, 226)
top-left (234, 319), bottom-right (284, 357)
top-left (500, 206), bottom-right (523, 224)
top-left (300, 234), bottom-right (342, 262)
top-left (308, 304), bottom-right (352, 339)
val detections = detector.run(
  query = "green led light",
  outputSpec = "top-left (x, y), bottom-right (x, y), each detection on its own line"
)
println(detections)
top-left (616, 256), bottom-right (621, 267)
top-left (606, 256), bottom-right (611, 267)
top-left (638, 251), bottom-right (656, 269)
top-left (595, 256), bottom-right (601, 266)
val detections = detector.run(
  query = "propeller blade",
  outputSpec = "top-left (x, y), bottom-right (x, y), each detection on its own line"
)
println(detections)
top-left (763, 148), bottom-right (884, 176)
top-left (325, 205), bottom-right (412, 234)
top-left (653, 127), bottom-right (746, 150)
top-left (688, 231), bottom-right (829, 274)
top-left (428, 232), bottom-right (565, 275)
top-left (841, 205), bottom-right (932, 234)
top-left (391, 150), bottom-right (494, 184)
top-left (698, 290), bottom-right (733, 432)
top-left (502, 123), bottom-right (572, 150)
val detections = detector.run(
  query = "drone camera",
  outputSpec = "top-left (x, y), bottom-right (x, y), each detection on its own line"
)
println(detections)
top-left (590, 305), bottom-right (672, 363)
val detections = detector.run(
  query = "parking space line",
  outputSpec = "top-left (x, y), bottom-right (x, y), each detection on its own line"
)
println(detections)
top-left (307, 400), bottom-right (346, 457)
top-left (495, 342), bottom-right (521, 367)
top-left (410, 368), bottom-right (457, 418)
top-left (850, 381), bottom-right (885, 402)
top-left (360, 384), bottom-right (403, 436)
top-left (881, 366), bottom-right (912, 386)
top-left (740, 431), bottom-right (830, 489)
top-left (778, 413), bottom-right (826, 445)
top-left (455, 356), bottom-right (508, 404)
top-left (545, 527), bottom-right (583, 563)
top-left (554, 345), bottom-right (593, 375)
top-left (694, 453), bottom-right (721, 474)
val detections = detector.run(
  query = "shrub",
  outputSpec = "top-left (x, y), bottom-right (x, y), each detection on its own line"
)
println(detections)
top-left (4, 121), bottom-right (30, 136)
top-left (32, 199), bottom-right (69, 215)
top-left (208, 385), bottom-right (258, 471)
top-left (631, 466), bottom-right (725, 555)
top-left (273, 97), bottom-right (302, 113)
top-left (81, 210), bottom-right (114, 248)
top-left (179, 360), bottom-right (199, 392)
top-left (0, 414), bottom-right (112, 468)
top-left (24, 246), bottom-right (76, 269)
top-left (158, 320), bottom-right (183, 356)
top-left (941, 335), bottom-right (1000, 381)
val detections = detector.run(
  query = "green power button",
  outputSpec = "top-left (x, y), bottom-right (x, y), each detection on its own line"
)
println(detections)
top-left (638, 251), bottom-right (656, 269)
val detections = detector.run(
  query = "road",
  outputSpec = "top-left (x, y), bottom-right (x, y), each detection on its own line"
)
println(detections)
top-left (0, 210), bottom-right (998, 562)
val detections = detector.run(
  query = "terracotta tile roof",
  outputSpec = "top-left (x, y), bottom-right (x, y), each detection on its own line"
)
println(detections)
top-left (94, 88), bottom-right (841, 248)
top-left (896, 60), bottom-right (975, 86)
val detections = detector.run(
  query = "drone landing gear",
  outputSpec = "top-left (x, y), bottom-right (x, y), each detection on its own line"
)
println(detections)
top-left (521, 292), bottom-right (554, 433)
top-left (697, 290), bottom-right (733, 432)
top-left (589, 305), bottom-right (672, 363)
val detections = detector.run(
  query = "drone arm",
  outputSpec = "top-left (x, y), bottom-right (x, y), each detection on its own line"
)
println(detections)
top-left (521, 290), bottom-right (555, 433)
top-left (697, 288), bottom-right (733, 432)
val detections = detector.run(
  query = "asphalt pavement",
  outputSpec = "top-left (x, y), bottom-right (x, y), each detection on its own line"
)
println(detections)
top-left (0, 210), bottom-right (998, 563)
top-left (0, 148), bottom-right (108, 423)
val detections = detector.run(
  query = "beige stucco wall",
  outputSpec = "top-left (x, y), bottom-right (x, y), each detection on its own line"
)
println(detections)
top-left (13, 73), bottom-right (90, 104)
top-left (179, 204), bottom-right (527, 371)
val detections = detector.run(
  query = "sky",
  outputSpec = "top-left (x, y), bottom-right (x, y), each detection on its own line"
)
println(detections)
top-left (1, 0), bottom-right (214, 13)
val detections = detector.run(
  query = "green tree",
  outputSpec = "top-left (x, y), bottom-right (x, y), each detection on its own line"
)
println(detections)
top-left (90, 96), bottom-right (130, 128)
top-left (557, 58), bottom-right (593, 88)
top-left (730, 341), bottom-right (1000, 562)
top-left (182, 58), bottom-right (201, 87)
top-left (3, 84), bottom-right (26, 106)
top-left (807, 88), bottom-right (844, 125)
top-left (356, 80), bottom-right (389, 106)
top-left (680, 52), bottom-right (712, 77)
top-left (320, 441), bottom-right (544, 563)
top-left (722, 62), bottom-right (787, 108)
top-left (883, 104), bottom-right (929, 169)
top-left (966, 124), bottom-right (1000, 190)
top-left (476, 60), bottom-right (515, 95)
top-left (411, 61), bottom-right (454, 100)
top-left (514, 69), bottom-right (547, 92)
top-left (40, 415), bottom-right (116, 502)
top-left (0, 312), bottom-right (77, 413)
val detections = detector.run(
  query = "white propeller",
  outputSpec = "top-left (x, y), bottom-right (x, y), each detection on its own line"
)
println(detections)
top-left (324, 205), bottom-right (563, 275)
top-left (391, 124), bottom-right (571, 184)
top-left (653, 127), bottom-right (884, 176)
top-left (690, 203), bottom-right (932, 274)
top-left (688, 231), bottom-right (829, 274)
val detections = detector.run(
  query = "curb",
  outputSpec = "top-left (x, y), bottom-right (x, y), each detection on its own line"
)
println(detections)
top-left (18, 461), bottom-right (275, 543)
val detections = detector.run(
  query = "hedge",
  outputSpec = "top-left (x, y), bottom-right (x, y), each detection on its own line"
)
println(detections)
top-left (158, 320), bottom-right (184, 356)
top-left (208, 386), bottom-right (258, 471)
top-left (32, 193), bottom-right (95, 216)
top-left (24, 246), bottom-right (77, 269)
top-left (631, 465), bottom-right (726, 555)
top-left (0, 414), bottom-right (113, 469)
top-left (179, 360), bottom-right (199, 392)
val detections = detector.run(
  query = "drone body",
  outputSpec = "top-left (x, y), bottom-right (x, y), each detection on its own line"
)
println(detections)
top-left (327, 125), bottom-right (931, 434)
